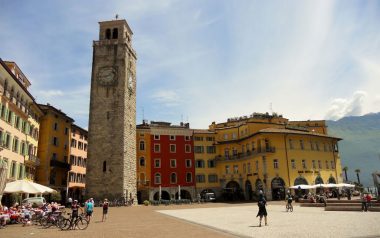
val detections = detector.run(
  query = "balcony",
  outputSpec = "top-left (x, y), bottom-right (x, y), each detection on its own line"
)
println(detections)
top-left (25, 155), bottom-right (40, 166)
top-left (50, 159), bottom-right (71, 170)
top-left (215, 147), bottom-right (276, 162)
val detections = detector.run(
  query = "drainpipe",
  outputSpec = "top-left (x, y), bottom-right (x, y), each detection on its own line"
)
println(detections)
top-left (283, 134), bottom-right (291, 187)
top-left (332, 140), bottom-right (338, 183)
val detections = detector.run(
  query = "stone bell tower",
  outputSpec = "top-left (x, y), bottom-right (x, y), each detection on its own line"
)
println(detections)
top-left (86, 19), bottom-right (137, 204)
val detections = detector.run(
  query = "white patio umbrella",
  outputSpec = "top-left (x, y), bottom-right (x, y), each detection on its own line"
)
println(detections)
top-left (313, 183), bottom-right (337, 189)
top-left (335, 183), bottom-right (355, 188)
top-left (289, 184), bottom-right (315, 189)
top-left (4, 180), bottom-right (56, 194)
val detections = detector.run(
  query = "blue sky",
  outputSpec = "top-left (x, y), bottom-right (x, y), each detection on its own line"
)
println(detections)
top-left (0, 0), bottom-right (379, 129)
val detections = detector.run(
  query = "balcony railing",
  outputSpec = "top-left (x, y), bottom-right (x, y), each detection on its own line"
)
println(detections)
top-left (50, 159), bottom-right (71, 170)
top-left (25, 155), bottom-right (40, 166)
top-left (215, 147), bottom-right (276, 161)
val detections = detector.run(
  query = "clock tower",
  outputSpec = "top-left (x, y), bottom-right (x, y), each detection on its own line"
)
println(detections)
top-left (86, 19), bottom-right (137, 204)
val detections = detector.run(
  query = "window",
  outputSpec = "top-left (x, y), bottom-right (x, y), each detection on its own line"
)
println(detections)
top-left (53, 137), bottom-right (58, 146)
top-left (300, 140), bottom-right (304, 150)
top-left (289, 139), bottom-right (294, 149)
top-left (185, 159), bottom-right (192, 168)
top-left (223, 134), bottom-right (228, 140)
top-left (54, 122), bottom-right (58, 131)
top-left (208, 160), bottom-right (215, 168)
top-left (312, 160), bottom-right (316, 169)
top-left (206, 137), bottom-right (214, 141)
top-left (139, 140), bottom-right (145, 150)
top-left (273, 159), bottom-right (279, 169)
top-left (224, 148), bottom-right (230, 158)
top-left (64, 127), bottom-right (68, 135)
top-left (105, 28), bottom-right (111, 39)
top-left (154, 159), bottom-right (161, 168)
top-left (318, 160), bottom-right (322, 169)
top-left (154, 135), bottom-right (160, 140)
top-left (208, 174), bottom-right (218, 183)
top-left (155, 173), bottom-right (161, 184)
top-left (207, 146), bottom-right (216, 154)
top-left (302, 160), bottom-right (306, 169)
top-left (252, 142), bottom-right (255, 151)
top-left (71, 139), bottom-right (77, 148)
top-left (225, 165), bottom-right (230, 174)
top-left (18, 164), bottom-right (24, 179)
top-left (139, 157), bottom-right (145, 166)
top-left (185, 144), bottom-right (191, 153)
top-left (170, 135), bottom-right (176, 141)
top-left (316, 142), bottom-right (320, 151)
top-left (243, 163), bottom-right (246, 173)
top-left (112, 28), bottom-right (118, 39)
top-left (170, 159), bottom-right (176, 168)
top-left (184, 136), bottom-right (190, 141)
top-left (323, 143), bottom-right (327, 151)
top-left (291, 159), bottom-right (296, 169)
top-left (196, 174), bottom-right (205, 183)
top-left (50, 169), bottom-right (56, 185)
top-left (12, 137), bottom-right (19, 152)
top-left (325, 160), bottom-right (329, 169)
top-left (194, 146), bottom-right (204, 153)
top-left (233, 165), bottom-right (238, 174)
top-left (84, 144), bottom-right (87, 151)
top-left (5, 133), bottom-right (11, 148)
top-left (14, 116), bottom-right (20, 129)
top-left (248, 162), bottom-right (252, 173)
top-left (186, 173), bottom-right (192, 182)
top-left (194, 136), bottom-right (203, 141)
top-left (310, 141), bottom-right (314, 150)
top-left (232, 133), bottom-right (237, 139)
top-left (170, 144), bottom-right (176, 153)
top-left (255, 160), bottom-right (259, 172)
top-left (154, 144), bottom-right (160, 153)
top-left (195, 160), bottom-right (205, 168)
top-left (170, 173), bottom-right (177, 184)
top-left (6, 110), bottom-right (12, 123)
top-left (10, 161), bottom-right (16, 178)
top-left (103, 161), bottom-right (107, 172)
top-left (331, 161), bottom-right (335, 169)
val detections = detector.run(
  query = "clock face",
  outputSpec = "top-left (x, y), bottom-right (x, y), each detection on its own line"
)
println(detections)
top-left (97, 67), bottom-right (117, 86)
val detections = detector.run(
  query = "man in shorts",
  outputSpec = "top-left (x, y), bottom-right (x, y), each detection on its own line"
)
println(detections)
top-left (86, 199), bottom-right (94, 222)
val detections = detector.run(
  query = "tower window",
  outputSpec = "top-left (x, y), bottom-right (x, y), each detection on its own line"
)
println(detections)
top-left (103, 161), bottom-right (107, 172)
top-left (105, 29), bottom-right (111, 39)
top-left (112, 28), bottom-right (118, 39)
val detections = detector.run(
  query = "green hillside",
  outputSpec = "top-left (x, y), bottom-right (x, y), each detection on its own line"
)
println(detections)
top-left (327, 113), bottom-right (380, 186)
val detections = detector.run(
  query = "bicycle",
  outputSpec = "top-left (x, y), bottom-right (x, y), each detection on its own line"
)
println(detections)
top-left (41, 211), bottom-right (66, 228)
top-left (60, 212), bottom-right (89, 230)
top-left (286, 202), bottom-right (293, 212)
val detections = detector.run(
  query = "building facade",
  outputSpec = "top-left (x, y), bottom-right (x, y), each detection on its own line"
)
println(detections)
top-left (36, 104), bottom-right (73, 200)
top-left (86, 19), bottom-right (137, 202)
top-left (136, 121), bottom-right (196, 201)
top-left (0, 59), bottom-right (42, 186)
top-left (68, 124), bottom-right (88, 201)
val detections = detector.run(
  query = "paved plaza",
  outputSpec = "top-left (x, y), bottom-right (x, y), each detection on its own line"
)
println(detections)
top-left (0, 202), bottom-right (379, 238)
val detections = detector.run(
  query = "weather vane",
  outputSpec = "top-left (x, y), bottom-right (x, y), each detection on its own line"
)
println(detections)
top-left (115, 14), bottom-right (119, 20)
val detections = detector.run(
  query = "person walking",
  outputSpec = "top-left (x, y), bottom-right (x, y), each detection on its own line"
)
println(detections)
top-left (86, 199), bottom-right (94, 222)
top-left (366, 193), bottom-right (372, 209)
top-left (256, 191), bottom-right (268, 227)
top-left (102, 198), bottom-right (109, 222)
top-left (361, 193), bottom-right (367, 212)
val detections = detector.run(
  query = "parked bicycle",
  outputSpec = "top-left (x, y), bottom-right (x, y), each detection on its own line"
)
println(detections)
top-left (60, 212), bottom-right (89, 230)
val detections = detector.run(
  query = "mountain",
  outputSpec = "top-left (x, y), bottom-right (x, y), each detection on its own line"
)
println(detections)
top-left (327, 112), bottom-right (380, 187)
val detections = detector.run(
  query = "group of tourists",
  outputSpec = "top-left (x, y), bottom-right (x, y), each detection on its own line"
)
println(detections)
top-left (68, 197), bottom-right (109, 222)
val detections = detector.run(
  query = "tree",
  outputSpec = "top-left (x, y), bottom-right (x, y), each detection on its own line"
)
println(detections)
top-left (343, 166), bottom-right (348, 182)
top-left (354, 169), bottom-right (361, 185)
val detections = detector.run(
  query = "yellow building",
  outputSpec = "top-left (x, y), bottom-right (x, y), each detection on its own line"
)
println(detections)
top-left (0, 59), bottom-right (42, 186)
top-left (193, 129), bottom-right (218, 197)
top-left (68, 124), bottom-right (87, 202)
top-left (199, 113), bottom-right (342, 200)
top-left (136, 122), bottom-right (152, 203)
top-left (36, 104), bottom-right (73, 200)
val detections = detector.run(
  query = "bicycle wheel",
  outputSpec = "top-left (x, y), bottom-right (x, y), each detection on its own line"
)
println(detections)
top-left (59, 218), bottom-right (71, 230)
top-left (76, 217), bottom-right (89, 230)
top-left (40, 217), bottom-right (50, 228)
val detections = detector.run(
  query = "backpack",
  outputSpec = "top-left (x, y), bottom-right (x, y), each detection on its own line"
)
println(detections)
top-left (258, 200), bottom-right (265, 208)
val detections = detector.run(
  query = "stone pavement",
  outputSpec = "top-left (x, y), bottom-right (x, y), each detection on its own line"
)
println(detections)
top-left (158, 203), bottom-right (380, 238)
top-left (0, 202), bottom-right (379, 238)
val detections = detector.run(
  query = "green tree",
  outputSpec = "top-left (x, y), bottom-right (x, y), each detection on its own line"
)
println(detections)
top-left (354, 169), bottom-right (361, 185)
top-left (343, 166), bottom-right (348, 182)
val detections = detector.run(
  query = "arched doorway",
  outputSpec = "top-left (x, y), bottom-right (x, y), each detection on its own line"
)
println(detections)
top-left (175, 190), bottom-right (192, 200)
top-left (294, 177), bottom-right (308, 196)
top-left (328, 176), bottom-right (336, 184)
top-left (245, 180), bottom-right (253, 200)
top-left (271, 177), bottom-right (285, 200)
top-left (223, 181), bottom-right (242, 201)
top-left (137, 191), bottom-right (142, 204)
top-left (153, 190), bottom-right (170, 200)
top-left (315, 176), bottom-right (324, 184)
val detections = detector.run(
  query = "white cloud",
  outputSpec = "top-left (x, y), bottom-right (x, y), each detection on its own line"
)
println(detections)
top-left (37, 90), bottom-right (64, 97)
top-left (151, 89), bottom-right (181, 107)
top-left (325, 91), bottom-right (367, 120)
